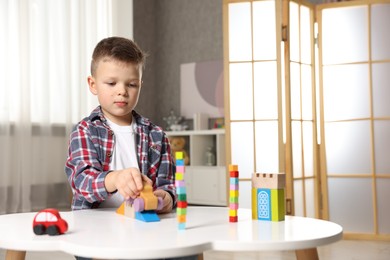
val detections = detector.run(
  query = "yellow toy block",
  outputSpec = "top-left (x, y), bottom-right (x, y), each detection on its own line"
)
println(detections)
top-left (229, 209), bottom-right (237, 217)
top-left (230, 190), bottom-right (239, 198)
top-left (251, 188), bottom-right (257, 220)
top-left (271, 189), bottom-right (285, 221)
top-left (175, 151), bottom-right (184, 160)
top-left (175, 173), bottom-right (184, 180)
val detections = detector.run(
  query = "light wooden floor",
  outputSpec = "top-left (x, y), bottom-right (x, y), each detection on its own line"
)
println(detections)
top-left (1, 239), bottom-right (389, 260)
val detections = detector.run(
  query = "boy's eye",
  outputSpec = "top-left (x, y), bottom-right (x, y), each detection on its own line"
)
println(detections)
top-left (106, 82), bottom-right (115, 86)
top-left (128, 82), bottom-right (140, 88)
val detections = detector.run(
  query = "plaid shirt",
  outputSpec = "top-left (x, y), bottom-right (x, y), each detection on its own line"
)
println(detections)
top-left (65, 106), bottom-right (176, 210)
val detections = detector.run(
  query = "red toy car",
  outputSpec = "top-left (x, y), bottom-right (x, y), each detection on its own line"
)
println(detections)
top-left (33, 208), bottom-right (68, 236)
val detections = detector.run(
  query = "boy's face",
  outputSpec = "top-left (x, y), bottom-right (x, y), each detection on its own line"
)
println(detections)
top-left (88, 59), bottom-right (142, 126)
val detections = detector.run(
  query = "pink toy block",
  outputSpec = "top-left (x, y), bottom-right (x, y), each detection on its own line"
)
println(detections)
top-left (176, 165), bottom-right (185, 173)
top-left (175, 180), bottom-right (185, 187)
top-left (230, 184), bottom-right (239, 190)
top-left (230, 203), bottom-right (239, 210)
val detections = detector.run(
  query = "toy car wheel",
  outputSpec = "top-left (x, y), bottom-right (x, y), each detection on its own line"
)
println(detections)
top-left (47, 225), bottom-right (59, 236)
top-left (157, 197), bottom-right (163, 210)
top-left (33, 224), bottom-right (46, 235)
top-left (133, 198), bottom-right (145, 212)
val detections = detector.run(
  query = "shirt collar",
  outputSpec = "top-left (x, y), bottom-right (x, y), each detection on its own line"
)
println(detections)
top-left (89, 106), bottom-right (151, 127)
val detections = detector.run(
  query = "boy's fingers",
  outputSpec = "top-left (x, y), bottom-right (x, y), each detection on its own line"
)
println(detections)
top-left (141, 174), bottom-right (153, 186)
top-left (118, 184), bottom-right (132, 200)
top-left (131, 170), bottom-right (144, 191)
top-left (153, 189), bottom-right (164, 198)
top-left (154, 189), bottom-right (173, 213)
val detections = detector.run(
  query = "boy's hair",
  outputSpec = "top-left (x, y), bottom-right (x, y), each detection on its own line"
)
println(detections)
top-left (91, 36), bottom-right (146, 76)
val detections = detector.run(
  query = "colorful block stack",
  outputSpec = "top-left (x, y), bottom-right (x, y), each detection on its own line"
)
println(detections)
top-left (251, 173), bottom-right (286, 221)
top-left (229, 164), bottom-right (239, 222)
top-left (175, 151), bottom-right (187, 230)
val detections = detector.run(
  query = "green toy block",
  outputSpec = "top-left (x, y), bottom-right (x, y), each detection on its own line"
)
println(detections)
top-left (176, 207), bottom-right (187, 215)
top-left (229, 196), bottom-right (238, 203)
top-left (178, 193), bottom-right (187, 201)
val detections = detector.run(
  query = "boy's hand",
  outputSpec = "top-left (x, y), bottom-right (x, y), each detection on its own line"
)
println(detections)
top-left (154, 189), bottom-right (173, 214)
top-left (104, 168), bottom-right (152, 200)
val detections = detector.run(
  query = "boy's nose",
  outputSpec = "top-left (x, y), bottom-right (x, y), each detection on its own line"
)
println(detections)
top-left (117, 84), bottom-right (127, 95)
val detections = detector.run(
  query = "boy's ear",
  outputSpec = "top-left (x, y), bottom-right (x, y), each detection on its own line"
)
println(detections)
top-left (87, 76), bottom-right (98, 95)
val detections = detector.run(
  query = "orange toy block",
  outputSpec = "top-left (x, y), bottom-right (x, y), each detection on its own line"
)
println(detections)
top-left (116, 202), bottom-right (125, 215)
top-left (229, 164), bottom-right (238, 172)
top-left (177, 214), bottom-right (186, 223)
top-left (140, 184), bottom-right (158, 210)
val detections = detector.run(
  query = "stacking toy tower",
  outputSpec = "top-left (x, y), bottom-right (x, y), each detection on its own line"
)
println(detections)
top-left (175, 151), bottom-right (187, 230)
top-left (229, 164), bottom-right (239, 222)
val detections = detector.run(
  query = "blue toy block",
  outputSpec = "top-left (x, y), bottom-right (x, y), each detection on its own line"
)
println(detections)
top-left (178, 222), bottom-right (186, 230)
top-left (135, 211), bottom-right (160, 222)
top-left (176, 159), bottom-right (184, 166)
top-left (230, 177), bottom-right (239, 184)
top-left (257, 188), bottom-right (271, 221)
top-left (176, 186), bottom-right (186, 194)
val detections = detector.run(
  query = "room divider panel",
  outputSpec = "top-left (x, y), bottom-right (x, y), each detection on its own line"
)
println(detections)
top-left (224, 0), bottom-right (390, 239)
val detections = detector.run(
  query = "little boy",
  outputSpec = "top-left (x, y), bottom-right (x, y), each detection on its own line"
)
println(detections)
top-left (65, 37), bottom-right (176, 214)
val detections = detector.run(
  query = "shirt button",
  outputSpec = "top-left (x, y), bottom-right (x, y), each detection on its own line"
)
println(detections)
top-left (109, 130), bottom-right (114, 136)
top-left (107, 152), bottom-right (112, 157)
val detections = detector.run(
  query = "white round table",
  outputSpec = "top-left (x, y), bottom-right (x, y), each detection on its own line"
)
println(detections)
top-left (0, 207), bottom-right (342, 259)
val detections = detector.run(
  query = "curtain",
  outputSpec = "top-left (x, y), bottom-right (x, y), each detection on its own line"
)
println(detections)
top-left (0, 0), bottom-right (114, 214)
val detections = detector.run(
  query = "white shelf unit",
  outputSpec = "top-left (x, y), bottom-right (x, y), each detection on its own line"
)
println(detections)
top-left (166, 129), bottom-right (227, 206)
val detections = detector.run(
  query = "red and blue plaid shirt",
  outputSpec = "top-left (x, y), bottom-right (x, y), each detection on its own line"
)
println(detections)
top-left (65, 106), bottom-right (176, 210)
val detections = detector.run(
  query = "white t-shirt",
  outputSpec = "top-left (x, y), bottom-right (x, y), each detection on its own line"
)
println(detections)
top-left (100, 117), bottom-right (139, 208)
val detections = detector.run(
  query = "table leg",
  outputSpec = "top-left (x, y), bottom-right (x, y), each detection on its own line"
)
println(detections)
top-left (5, 250), bottom-right (26, 260)
top-left (197, 253), bottom-right (204, 260)
top-left (295, 248), bottom-right (319, 260)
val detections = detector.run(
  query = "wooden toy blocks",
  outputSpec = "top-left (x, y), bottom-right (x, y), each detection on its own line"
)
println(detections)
top-left (116, 183), bottom-right (163, 222)
top-left (252, 173), bottom-right (286, 222)
top-left (175, 151), bottom-right (187, 230)
top-left (229, 164), bottom-right (239, 222)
